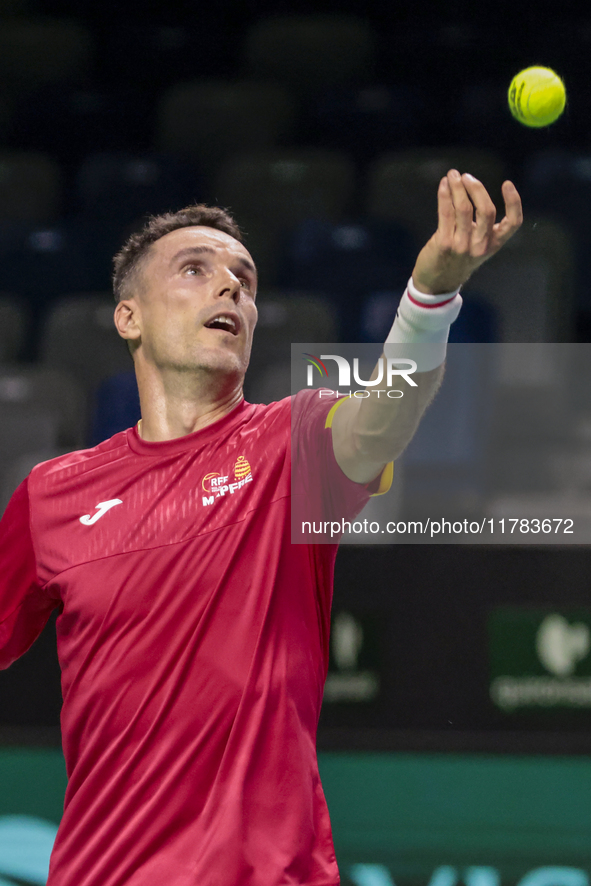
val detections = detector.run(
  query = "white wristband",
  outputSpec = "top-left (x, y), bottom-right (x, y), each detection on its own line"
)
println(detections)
top-left (383, 277), bottom-right (463, 371)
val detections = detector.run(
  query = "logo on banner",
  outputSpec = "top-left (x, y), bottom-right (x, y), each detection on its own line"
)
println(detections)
top-left (324, 611), bottom-right (380, 704)
top-left (536, 614), bottom-right (590, 677)
top-left (489, 608), bottom-right (591, 711)
top-left (303, 352), bottom-right (417, 399)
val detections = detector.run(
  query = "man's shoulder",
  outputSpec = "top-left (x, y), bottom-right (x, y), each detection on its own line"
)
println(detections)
top-left (244, 394), bottom-right (292, 428)
top-left (290, 388), bottom-right (342, 428)
top-left (244, 389), bottom-right (337, 441)
top-left (28, 430), bottom-right (131, 491)
top-left (248, 389), bottom-right (334, 419)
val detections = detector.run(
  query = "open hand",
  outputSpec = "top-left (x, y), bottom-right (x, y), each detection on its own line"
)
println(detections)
top-left (411, 169), bottom-right (523, 295)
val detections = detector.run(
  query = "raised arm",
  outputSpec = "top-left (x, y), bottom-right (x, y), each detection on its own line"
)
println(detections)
top-left (331, 169), bottom-right (523, 484)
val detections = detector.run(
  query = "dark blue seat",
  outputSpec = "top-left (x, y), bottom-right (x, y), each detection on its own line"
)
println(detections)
top-left (402, 343), bottom-right (495, 516)
top-left (359, 289), bottom-right (497, 515)
top-left (455, 82), bottom-right (522, 156)
top-left (449, 293), bottom-right (498, 343)
top-left (74, 151), bottom-right (205, 226)
top-left (0, 223), bottom-right (91, 309)
top-left (522, 149), bottom-right (591, 309)
top-left (0, 219), bottom-right (130, 359)
top-left (90, 371), bottom-right (141, 446)
top-left (278, 218), bottom-right (418, 340)
top-left (360, 288), bottom-right (498, 344)
top-left (9, 85), bottom-right (153, 164)
top-left (455, 77), bottom-right (577, 166)
top-left (302, 84), bottom-right (427, 160)
top-left (101, 24), bottom-right (220, 91)
top-left (0, 217), bottom-right (132, 311)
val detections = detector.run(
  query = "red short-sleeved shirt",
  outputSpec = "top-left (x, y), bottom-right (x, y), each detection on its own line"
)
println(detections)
top-left (0, 390), bottom-right (375, 886)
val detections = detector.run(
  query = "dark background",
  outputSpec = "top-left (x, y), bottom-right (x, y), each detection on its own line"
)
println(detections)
top-left (1, 0), bottom-right (590, 753)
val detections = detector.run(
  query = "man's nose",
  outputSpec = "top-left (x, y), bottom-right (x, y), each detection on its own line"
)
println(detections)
top-left (216, 271), bottom-right (241, 302)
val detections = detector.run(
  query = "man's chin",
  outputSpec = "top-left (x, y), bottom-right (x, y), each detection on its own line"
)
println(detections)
top-left (149, 340), bottom-right (250, 380)
top-left (183, 348), bottom-right (248, 380)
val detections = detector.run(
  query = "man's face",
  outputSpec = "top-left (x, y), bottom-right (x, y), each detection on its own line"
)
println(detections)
top-left (119, 226), bottom-right (258, 382)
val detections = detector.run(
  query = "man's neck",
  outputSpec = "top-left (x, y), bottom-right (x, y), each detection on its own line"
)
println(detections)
top-left (135, 364), bottom-right (244, 442)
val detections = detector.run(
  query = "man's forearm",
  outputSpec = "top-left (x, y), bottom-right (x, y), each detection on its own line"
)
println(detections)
top-left (331, 359), bottom-right (443, 484)
top-left (331, 276), bottom-right (457, 484)
top-left (354, 359), bottom-right (443, 460)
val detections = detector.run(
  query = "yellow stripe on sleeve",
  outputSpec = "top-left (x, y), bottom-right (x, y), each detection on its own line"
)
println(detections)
top-left (323, 395), bottom-right (393, 496)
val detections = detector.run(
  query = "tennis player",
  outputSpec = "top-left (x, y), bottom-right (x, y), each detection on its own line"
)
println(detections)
top-left (0, 170), bottom-right (521, 886)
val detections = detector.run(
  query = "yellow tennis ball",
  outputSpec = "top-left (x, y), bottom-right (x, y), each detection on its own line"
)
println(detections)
top-left (508, 66), bottom-right (566, 127)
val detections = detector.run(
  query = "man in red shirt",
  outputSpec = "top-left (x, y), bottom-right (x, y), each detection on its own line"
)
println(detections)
top-left (0, 171), bottom-right (521, 885)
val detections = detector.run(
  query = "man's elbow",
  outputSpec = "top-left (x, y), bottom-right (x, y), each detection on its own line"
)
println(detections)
top-left (351, 425), bottom-right (412, 466)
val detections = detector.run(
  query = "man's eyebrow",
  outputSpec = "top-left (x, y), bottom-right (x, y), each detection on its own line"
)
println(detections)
top-left (170, 246), bottom-right (215, 265)
top-left (236, 256), bottom-right (258, 277)
top-left (171, 246), bottom-right (257, 277)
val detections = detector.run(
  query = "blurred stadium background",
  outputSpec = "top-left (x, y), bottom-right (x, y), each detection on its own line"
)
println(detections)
top-left (1, 0), bottom-right (591, 883)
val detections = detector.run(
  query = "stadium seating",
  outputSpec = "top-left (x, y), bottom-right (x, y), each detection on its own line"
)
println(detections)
top-left (215, 148), bottom-right (356, 284)
top-left (0, 404), bottom-right (59, 490)
top-left (89, 370), bottom-right (141, 445)
top-left (360, 289), bottom-right (499, 343)
top-left (466, 214), bottom-right (575, 342)
top-left (401, 343), bottom-right (495, 517)
top-left (0, 448), bottom-right (67, 516)
top-left (39, 294), bottom-right (132, 395)
top-left (246, 362), bottom-right (292, 405)
top-left (455, 79), bottom-right (578, 166)
top-left (365, 148), bottom-right (507, 244)
top-left (302, 84), bottom-right (428, 159)
top-left (0, 152), bottom-right (61, 223)
top-left (0, 18), bottom-right (93, 93)
top-left (100, 23), bottom-right (220, 91)
top-left (10, 85), bottom-right (153, 161)
top-left (156, 80), bottom-right (296, 174)
top-left (0, 364), bottom-right (86, 448)
top-left (522, 149), bottom-right (591, 310)
top-left (216, 148), bottom-right (356, 230)
top-left (251, 291), bottom-right (336, 359)
top-left (0, 294), bottom-right (28, 362)
top-left (74, 151), bottom-right (205, 224)
top-left (245, 291), bottom-right (336, 401)
top-left (455, 82), bottom-right (525, 154)
top-left (278, 218), bottom-right (418, 340)
top-left (0, 223), bottom-right (101, 311)
top-left (244, 15), bottom-right (376, 95)
top-left (0, 0), bottom-right (31, 14)
top-left (0, 92), bottom-right (11, 145)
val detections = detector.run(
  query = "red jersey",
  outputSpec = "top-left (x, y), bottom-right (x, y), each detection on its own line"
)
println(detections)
top-left (0, 390), bottom-right (376, 886)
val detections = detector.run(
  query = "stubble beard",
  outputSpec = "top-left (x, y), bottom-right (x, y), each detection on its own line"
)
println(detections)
top-left (159, 338), bottom-right (249, 393)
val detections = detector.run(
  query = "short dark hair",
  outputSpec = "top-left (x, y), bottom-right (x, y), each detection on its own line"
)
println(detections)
top-left (112, 204), bottom-right (244, 303)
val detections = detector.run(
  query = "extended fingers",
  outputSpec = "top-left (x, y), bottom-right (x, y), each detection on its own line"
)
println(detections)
top-left (445, 169), bottom-right (475, 249)
top-left (461, 173), bottom-right (497, 251)
top-left (437, 176), bottom-right (456, 243)
top-left (493, 180), bottom-right (524, 245)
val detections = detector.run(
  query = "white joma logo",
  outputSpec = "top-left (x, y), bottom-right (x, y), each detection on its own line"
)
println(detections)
top-left (79, 499), bottom-right (123, 525)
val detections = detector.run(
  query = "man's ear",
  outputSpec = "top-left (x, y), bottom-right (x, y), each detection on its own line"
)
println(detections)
top-left (114, 299), bottom-right (141, 351)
